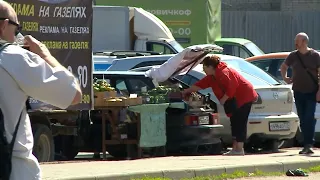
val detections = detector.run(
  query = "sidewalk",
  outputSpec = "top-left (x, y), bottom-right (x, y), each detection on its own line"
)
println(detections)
top-left (41, 149), bottom-right (320, 180)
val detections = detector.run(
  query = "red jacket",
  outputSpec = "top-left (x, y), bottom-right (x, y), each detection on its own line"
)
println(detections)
top-left (194, 62), bottom-right (258, 112)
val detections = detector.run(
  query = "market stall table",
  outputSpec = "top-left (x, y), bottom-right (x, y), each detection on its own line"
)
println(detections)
top-left (128, 103), bottom-right (170, 152)
top-left (95, 106), bottom-right (127, 159)
top-left (96, 103), bottom-right (179, 160)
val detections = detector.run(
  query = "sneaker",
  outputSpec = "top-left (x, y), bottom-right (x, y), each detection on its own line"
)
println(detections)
top-left (223, 149), bottom-right (245, 156)
top-left (299, 146), bottom-right (314, 155)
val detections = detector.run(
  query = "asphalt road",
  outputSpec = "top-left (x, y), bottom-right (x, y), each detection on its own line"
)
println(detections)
top-left (239, 173), bottom-right (320, 180)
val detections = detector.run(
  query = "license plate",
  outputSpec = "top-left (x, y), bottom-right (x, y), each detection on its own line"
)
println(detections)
top-left (199, 116), bottom-right (209, 125)
top-left (269, 122), bottom-right (290, 131)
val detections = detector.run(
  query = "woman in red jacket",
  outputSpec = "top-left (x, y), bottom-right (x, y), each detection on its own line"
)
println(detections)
top-left (182, 55), bottom-right (258, 156)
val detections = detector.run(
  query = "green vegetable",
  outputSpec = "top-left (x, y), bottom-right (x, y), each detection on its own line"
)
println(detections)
top-left (93, 79), bottom-right (115, 92)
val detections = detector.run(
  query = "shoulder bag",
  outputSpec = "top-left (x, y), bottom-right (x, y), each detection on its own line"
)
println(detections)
top-left (295, 51), bottom-right (319, 92)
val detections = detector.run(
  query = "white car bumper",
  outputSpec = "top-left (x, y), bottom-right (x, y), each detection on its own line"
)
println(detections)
top-left (247, 112), bottom-right (299, 140)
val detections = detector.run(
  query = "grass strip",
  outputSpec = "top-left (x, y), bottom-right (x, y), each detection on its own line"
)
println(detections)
top-left (132, 165), bottom-right (320, 180)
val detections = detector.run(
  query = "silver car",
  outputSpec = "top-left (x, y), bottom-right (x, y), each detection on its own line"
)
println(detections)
top-left (108, 53), bottom-right (299, 151)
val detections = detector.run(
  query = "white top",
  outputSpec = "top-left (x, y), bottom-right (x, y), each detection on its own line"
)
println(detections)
top-left (0, 45), bottom-right (78, 180)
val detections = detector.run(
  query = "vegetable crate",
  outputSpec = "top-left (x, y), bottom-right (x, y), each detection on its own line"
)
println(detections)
top-left (94, 91), bottom-right (117, 107)
top-left (96, 96), bottom-right (143, 107)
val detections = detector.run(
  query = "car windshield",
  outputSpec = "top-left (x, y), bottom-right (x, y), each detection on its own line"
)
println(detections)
top-left (237, 71), bottom-right (271, 86)
top-left (224, 59), bottom-right (281, 85)
top-left (169, 40), bottom-right (184, 53)
top-left (244, 42), bottom-right (264, 56)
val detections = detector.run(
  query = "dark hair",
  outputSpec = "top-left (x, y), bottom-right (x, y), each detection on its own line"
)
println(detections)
top-left (202, 55), bottom-right (220, 68)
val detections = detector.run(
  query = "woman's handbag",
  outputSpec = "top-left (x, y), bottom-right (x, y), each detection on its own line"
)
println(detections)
top-left (213, 76), bottom-right (238, 115)
top-left (223, 97), bottom-right (238, 114)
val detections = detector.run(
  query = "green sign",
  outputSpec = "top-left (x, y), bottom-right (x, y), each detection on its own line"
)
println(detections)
top-left (95, 0), bottom-right (221, 47)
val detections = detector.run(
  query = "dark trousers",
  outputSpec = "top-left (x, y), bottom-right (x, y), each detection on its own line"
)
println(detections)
top-left (294, 91), bottom-right (317, 146)
top-left (230, 102), bottom-right (253, 142)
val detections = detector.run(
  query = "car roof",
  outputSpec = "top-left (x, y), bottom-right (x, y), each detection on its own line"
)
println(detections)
top-left (246, 52), bottom-right (290, 61)
top-left (130, 54), bottom-right (242, 70)
top-left (122, 54), bottom-right (243, 69)
top-left (214, 54), bottom-right (244, 61)
top-left (113, 54), bottom-right (175, 61)
top-left (215, 38), bottom-right (252, 45)
top-left (93, 71), bottom-right (145, 76)
top-left (191, 56), bottom-right (243, 73)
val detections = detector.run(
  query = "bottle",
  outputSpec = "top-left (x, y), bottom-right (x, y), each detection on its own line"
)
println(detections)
top-left (15, 33), bottom-right (29, 50)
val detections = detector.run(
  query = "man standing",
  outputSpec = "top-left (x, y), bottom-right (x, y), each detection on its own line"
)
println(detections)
top-left (281, 32), bottom-right (320, 154)
top-left (0, 1), bottom-right (82, 180)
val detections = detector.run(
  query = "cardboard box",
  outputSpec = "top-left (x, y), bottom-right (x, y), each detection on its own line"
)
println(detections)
top-left (128, 97), bottom-right (143, 106)
top-left (105, 98), bottom-right (129, 107)
top-left (94, 91), bottom-right (117, 106)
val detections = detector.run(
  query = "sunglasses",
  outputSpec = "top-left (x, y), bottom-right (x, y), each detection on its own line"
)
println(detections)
top-left (0, 18), bottom-right (22, 36)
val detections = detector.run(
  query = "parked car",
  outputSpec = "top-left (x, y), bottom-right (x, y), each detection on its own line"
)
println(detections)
top-left (92, 45), bottom-right (224, 156)
top-left (246, 52), bottom-right (320, 146)
top-left (108, 53), bottom-right (299, 151)
top-left (107, 38), bottom-right (265, 71)
top-left (214, 38), bottom-right (265, 59)
top-left (93, 50), bottom-right (161, 71)
top-left (107, 54), bottom-right (173, 71)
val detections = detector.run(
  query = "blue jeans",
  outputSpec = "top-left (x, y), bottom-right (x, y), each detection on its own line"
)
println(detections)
top-left (294, 91), bottom-right (317, 146)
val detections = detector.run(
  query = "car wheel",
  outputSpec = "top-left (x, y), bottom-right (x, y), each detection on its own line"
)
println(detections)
top-left (106, 145), bottom-right (127, 158)
top-left (244, 142), bottom-right (260, 153)
top-left (61, 136), bottom-right (79, 160)
top-left (32, 124), bottom-right (55, 162)
top-left (263, 140), bottom-right (280, 153)
top-left (106, 144), bottom-right (139, 159)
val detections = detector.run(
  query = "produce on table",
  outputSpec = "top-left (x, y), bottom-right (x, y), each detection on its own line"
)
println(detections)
top-left (187, 92), bottom-right (202, 101)
top-left (107, 97), bottom-right (127, 102)
top-left (93, 78), bottom-right (115, 92)
top-left (140, 85), bottom-right (181, 104)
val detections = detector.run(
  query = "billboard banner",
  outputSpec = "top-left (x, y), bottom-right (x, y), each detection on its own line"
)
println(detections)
top-left (6, 0), bottom-right (93, 110)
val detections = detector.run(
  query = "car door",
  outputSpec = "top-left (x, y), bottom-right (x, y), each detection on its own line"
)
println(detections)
top-left (101, 75), bottom-right (154, 95)
top-left (146, 41), bottom-right (176, 54)
top-left (221, 44), bottom-right (251, 58)
top-left (250, 59), bottom-right (275, 75)
top-left (125, 77), bottom-right (154, 94)
top-left (274, 59), bottom-right (292, 80)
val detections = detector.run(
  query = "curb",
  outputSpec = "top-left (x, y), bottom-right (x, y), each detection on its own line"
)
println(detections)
top-left (54, 159), bottom-right (320, 180)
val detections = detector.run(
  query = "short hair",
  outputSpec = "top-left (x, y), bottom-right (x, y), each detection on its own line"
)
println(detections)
top-left (296, 32), bottom-right (309, 43)
top-left (202, 55), bottom-right (220, 68)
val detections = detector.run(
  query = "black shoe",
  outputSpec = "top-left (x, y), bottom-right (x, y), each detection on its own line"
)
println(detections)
top-left (299, 147), bottom-right (314, 155)
top-left (286, 169), bottom-right (309, 176)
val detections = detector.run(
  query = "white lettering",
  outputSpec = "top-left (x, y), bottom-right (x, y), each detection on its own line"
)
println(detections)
top-left (54, 7), bottom-right (86, 18)
top-left (146, 9), bottom-right (192, 16)
top-left (78, 66), bottom-right (88, 88)
top-left (68, 65), bottom-right (88, 88)
top-left (39, 26), bottom-right (60, 34)
top-left (161, 10), bottom-right (168, 15)
top-left (69, 27), bottom-right (90, 34)
top-left (185, 10), bottom-right (192, 16)
top-left (39, 6), bottom-right (50, 17)
top-left (61, 27), bottom-right (68, 33)
top-left (169, 28), bottom-right (192, 36)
